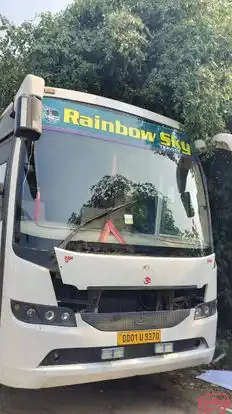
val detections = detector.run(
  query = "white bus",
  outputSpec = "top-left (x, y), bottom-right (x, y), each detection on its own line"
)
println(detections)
top-left (0, 74), bottom-right (217, 389)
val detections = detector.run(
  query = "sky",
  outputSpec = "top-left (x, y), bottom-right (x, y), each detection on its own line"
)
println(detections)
top-left (1, 0), bottom-right (72, 25)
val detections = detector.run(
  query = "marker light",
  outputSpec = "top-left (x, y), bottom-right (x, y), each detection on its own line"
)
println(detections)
top-left (61, 312), bottom-right (71, 322)
top-left (44, 310), bottom-right (55, 321)
top-left (26, 308), bottom-right (36, 318)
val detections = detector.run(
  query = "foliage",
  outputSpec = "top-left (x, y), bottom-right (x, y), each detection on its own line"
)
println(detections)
top-left (1, 0), bottom-right (232, 140)
top-left (0, 15), bottom-right (31, 112)
top-left (201, 149), bottom-right (232, 332)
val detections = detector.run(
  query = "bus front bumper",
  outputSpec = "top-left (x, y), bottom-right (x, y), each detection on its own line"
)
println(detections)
top-left (0, 346), bottom-right (214, 389)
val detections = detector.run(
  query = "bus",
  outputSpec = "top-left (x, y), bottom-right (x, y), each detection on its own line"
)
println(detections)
top-left (0, 74), bottom-right (217, 389)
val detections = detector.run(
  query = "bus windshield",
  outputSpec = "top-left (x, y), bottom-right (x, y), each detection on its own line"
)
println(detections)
top-left (13, 98), bottom-right (212, 261)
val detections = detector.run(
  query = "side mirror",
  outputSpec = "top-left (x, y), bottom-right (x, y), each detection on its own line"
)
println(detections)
top-left (181, 191), bottom-right (195, 218)
top-left (14, 94), bottom-right (42, 141)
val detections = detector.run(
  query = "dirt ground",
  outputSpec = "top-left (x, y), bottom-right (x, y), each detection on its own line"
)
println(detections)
top-left (0, 369), bottom-right (231, 414)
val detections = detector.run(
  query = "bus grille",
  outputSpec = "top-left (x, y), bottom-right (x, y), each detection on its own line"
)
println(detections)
top-left (80, 309), bottom-right (190, 331)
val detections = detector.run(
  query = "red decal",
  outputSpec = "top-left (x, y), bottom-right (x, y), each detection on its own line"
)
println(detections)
top-left (64, 256), bottom-right (73, 263)
top-left (99, 220), bottom-right (126, 244)
top-left (207, 258), bottom-right (213, 264)
top-left (33, 189), bottom-right (41, 221)
top-left (197, 392), bottom-right (231, 413)
top-left (144, 276), bottom-right (151, 285)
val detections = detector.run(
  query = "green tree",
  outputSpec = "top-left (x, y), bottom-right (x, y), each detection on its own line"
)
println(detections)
top-left (0, 15), bottom-right (33, 113)
top-left (201, 149), bottom-right (232, 331)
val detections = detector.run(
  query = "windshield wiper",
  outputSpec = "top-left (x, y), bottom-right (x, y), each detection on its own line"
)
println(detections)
top-left (57, 200), bottom-right (137, 250)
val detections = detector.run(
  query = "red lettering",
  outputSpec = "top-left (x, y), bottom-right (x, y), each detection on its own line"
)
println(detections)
top-left (64, 256), bottom-right (73, 263)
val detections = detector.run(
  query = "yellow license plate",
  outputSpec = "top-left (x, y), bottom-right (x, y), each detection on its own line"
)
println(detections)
top-left (117, 330), bottom-right (161, 346)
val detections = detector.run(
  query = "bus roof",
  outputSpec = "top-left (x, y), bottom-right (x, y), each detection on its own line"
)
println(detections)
top-left (44, 86), bottom-right (182, 131)
top-left (10, 74), bottom-right (182, 131)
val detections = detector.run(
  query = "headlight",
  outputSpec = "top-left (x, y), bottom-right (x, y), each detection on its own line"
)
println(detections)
top-left (194, 300), bottom-right (217, 320)
top-left (11, 300), bottom-right (76, 327)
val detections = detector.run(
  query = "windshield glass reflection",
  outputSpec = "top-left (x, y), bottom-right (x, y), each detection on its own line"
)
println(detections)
top-left (14, 128), bottom-right (211, 257)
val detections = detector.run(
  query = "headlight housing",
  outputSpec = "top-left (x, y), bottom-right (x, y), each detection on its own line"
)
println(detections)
top-left (11, 300), bottom-right (76, 327)
top-left (194, 300), bottom-right (217, 320)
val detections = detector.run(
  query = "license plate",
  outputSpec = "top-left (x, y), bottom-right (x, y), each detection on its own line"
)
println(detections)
top-left (117, 330), bottom-right (161, 345)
